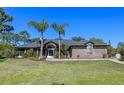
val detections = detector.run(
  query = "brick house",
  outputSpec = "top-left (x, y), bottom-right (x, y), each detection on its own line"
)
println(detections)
top-left (16, 39), bottom-right (109, 59)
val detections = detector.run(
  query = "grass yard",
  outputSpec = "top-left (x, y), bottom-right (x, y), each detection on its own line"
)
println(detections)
top-left (0, 59), bottom-right (124, 85)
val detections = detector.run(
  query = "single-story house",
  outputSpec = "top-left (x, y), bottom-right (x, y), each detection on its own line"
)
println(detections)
top-left (15, 39), bottom-right (109, 59)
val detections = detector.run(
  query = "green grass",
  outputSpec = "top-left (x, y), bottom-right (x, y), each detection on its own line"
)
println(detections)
top-left (0, 58), bottom-right (124, 85)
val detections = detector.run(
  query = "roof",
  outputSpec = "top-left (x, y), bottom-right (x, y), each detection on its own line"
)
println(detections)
top-left (15, 39), bottom-right (108, 49)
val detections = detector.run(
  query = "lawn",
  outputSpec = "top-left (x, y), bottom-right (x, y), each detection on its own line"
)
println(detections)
top-left (0, 58), bottom-right (124, 85)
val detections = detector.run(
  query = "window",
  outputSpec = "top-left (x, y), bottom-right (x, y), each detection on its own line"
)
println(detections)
top-left (87, 43), bottom-right (93, 54)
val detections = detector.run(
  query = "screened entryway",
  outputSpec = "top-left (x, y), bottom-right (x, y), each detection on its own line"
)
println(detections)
top-left (44, 42), bottom-right (58, 58)
top-left (48, 48), bottom-right (55, 56)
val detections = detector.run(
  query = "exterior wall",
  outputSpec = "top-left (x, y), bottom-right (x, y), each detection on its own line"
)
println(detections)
top-left (71, 47), bottom-right (107, 58)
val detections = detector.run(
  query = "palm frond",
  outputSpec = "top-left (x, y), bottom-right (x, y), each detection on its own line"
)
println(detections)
top-left (28, 20), bottom-right (48, 33)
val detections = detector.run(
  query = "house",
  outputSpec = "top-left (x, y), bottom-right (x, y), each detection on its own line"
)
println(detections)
top-left (15, 39), bottom-right (109, 59)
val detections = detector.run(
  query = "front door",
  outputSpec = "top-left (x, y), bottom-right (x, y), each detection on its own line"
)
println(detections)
top-left (47, 48), bottom-right (55, 58)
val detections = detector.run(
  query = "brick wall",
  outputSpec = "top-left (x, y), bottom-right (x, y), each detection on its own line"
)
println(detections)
top-left (71, 47), bottom-right (107, 58)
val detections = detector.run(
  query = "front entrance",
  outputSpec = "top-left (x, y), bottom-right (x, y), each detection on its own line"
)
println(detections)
top-left (47, 48), bottom-right (55, 58)
top-left (44, 42), bottom-right (57, 59)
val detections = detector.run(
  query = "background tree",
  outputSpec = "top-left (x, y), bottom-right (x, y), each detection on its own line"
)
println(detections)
top-left (12, 33), bottom-right (22, 46)
top-left (29, 38), bottom-right (40, 42)
top-left (107, 46), bottom-right (113, 57)
top-left (117, 42), bottom-right (124, 56)
top-left (19, 30), bottom-right (30, 44)
top-left (28, 19), bottom-right (48, 59)
top-left (108, 40), bottom-right (111, 46)
top-left (72, 36), bottom-right (87, 42)
top-left (2, 32), bottom-right (11, 42)
top-left (0, 8), bottom-right (14, 41)
top-left (118, 42), bottom-right (124, 49)
top-left (51, 22), bottom-right (69, 59)
top-left (1, 32), bottom-right (16, 44)
top-left (107, 40), bottom-right (113, 57)
top-left (29, 38), bottom-right (47, 43)
top-left (2, 32), bottom-right (22, 46)
top-left (89, 37), bottom-right (105, 43)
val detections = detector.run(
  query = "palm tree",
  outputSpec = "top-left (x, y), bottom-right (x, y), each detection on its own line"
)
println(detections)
top-left (51, 22), bottom-right (68, 59)
top-left (28, 19), bottom-right (48, 59)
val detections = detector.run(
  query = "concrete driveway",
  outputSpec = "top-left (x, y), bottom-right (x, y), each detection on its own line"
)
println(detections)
top-left (46, 58), bottom-right (124, 64)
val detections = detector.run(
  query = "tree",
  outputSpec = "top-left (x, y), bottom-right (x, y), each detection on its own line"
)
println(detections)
top-left (117, 42), bottom-right (124, 56)
top-left (28, 19), bottom-right (48, 59)
top-left (108, 40), bottom-right (111, 46)
top-left (1, 32), bottom-right (11, 42)
top-left (0, 31), bottom-right (22, 46)
top-left (29, 38), bottom-right (47, 43)
top-left (19, 30), bottom-right (30, 44)
top-left (1, 32), bottom-right (16, 44)
top-left (118, 42), bottom-right (124, 49)
top-left (107, 40), bottom-right (113, 57)
top-left (51, 22), bottom-right (69, 59)
top-left (107, 46), bottom-right (113, 57)
top-left (29, 38), bottom-right (40, 42)
top-left (0, 8), bottom-right (14, 41)
top-left (89, 37), bottom-right (105, 43)
top-left (72, 36), bottom-right (87, 42)
top-left (12, 33), bottom-right (22, 46)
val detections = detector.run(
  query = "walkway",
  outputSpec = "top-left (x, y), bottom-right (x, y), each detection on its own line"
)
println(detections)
top-left (109, 59), bottom-right (124, 64)
top-left (46, 58), bottom-right (124, 64)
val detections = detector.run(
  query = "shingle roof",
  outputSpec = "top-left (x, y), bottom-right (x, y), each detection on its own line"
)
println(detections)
top-left (15, 42), bottom-right (40, 48)
top-left (16, 39), bottom-right (108, 48)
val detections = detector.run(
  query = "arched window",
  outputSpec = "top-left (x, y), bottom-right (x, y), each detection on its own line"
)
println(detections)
top-left (87, 43), bottom-right (93, 54)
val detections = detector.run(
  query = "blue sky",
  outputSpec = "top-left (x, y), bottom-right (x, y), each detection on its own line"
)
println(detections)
top-left (3, 7), bottom-right (124, 47)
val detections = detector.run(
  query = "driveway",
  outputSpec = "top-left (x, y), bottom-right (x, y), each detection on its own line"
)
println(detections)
top-left (46, 58), bottom-right (124, 64)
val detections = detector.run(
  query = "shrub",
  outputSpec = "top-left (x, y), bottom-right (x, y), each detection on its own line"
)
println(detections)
top-left (51, 82), bottom-right (65, 85)
top-left (54, 51), bottom-right (59, 58)
top-left (103, 54), bottom-right (108, 58)
top-left (0, 42), bottom-right (15, 58)
top-left (120, 49), bottom-right (124, 56)
top-left (54, 51), bottom-right (65, 58)
top-left (119, 56), bottom-right (124, 61)
top-left (0, 58), bottom-right (7, 62)
top-left (77, 55), bottom-right (80, 59)
top-left (23, 49), bottom-right (33, 58)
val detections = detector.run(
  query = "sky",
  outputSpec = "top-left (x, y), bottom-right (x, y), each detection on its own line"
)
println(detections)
top-left (3, 7), bottom-right (124, 48)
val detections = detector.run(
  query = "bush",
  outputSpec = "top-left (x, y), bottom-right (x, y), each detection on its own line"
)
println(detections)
top-left (23, 49), bottom-right (33, 58)
top-left (0, 42), bottom-right (15, 58)
top-left (0, 58), bottom-right (7, 62)
top-left (54, 51), bottom-right (65, 58)
top-left (119, 56), bottom-right (124, 61)
top-left (120, 49), bottom-right (124, 56)
top-left (117, 48), bottom-right (124, 56)
top-left (51, 82), bottom-right (65, 85)
top-left (103, 54), bottom-right (108, 58)
top-left (54, 51), bottom-right (59, 58)
top-left (77, 55), bottom-right (80, 59)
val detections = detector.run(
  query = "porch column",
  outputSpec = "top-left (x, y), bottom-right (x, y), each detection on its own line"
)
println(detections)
top-left (48, 49), bottom-right (49, 56)
top-left (24, 49), bottom-right (27, 53)
top-left (19, 50), bottom-right (20, 56)
top-left (45, 49), bottom-right (47, 57)
top-left (37, 49), bottom-right (39, 56)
